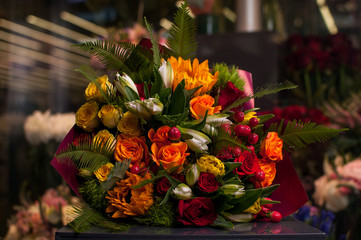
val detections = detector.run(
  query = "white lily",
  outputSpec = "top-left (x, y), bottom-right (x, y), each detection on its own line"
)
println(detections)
top-left (180, 127), bottom-right (211, 153)
top-left (158, 59), bottom-right (174, 89)
top-left (142, 98), bottom-right (164, 115)
top-left (172, 183), bottom-right (193, 200)
top-left (115, 73), bottom-right (139, 98)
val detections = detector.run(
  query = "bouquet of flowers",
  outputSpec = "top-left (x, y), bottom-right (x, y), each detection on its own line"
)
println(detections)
top-left (51, 3), bottom-right (345, 232)
top-left (4, 185), bottom-right (78, 240)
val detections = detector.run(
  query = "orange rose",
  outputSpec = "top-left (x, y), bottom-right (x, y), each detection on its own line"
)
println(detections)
top-left (114, 135), bottom-right (150, 166)
top-left (151, 142), bottom-right (190, 172)
top-left (260, 132), bottom-right (283, 162)
top-left (148, 126), bottom-right (170, 147)
top-left (190, 94), bottom-right (222, 119)
top-left (258, 159), bottom-right (276, 187)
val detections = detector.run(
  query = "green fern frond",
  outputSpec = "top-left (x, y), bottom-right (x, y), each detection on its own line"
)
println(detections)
top-left (165, 2), bottom-right (197, 59)
top-left (55, 136), bottom-right (115, 171)
top-left (101, 159), bottom-right (130, 191)
top-left (69, 201), bottom-right (131, 232)
top-left (276, 120), bottom-right (347, 151)
top-left (222, 81), bottom-right (297, 113)
top-left (76, 40), bottom-right (136, 73)
top-left (144, 17), bottom-right (161, 68)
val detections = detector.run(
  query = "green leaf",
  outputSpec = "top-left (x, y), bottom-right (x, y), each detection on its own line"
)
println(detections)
top-left (151, 67), bottom-right (164, 97)
top-left (258, 114), bottom-right (275, 124)
top-left (132, 165), bottom-right (181, 189)
top-left (229, 189), bottom-right (262, 213)
top-left (277, 120), bottom-right (348, 151)
top-left (166, 2), bottom-right (197, 59)
top-left (180, 111), bottom-right (208, 130)
top-left (144, 17), bottom-right (161, 68)
top-left (159, 187), bottom-right (173, 206)
top-left (125, 86), bottom-right (140, 101)
top-left (144, 83), bottom-right (150, 99)
top-left (168, 80), bottom-right (186, 115)
top-left (260, 198), bottom-right (280, 205)
top-left (260, 184), bottom-right (279, 197)
top-left (224, 162), bottom-right (242, 176)
top-left (211, 214), bottom-right (234, 229)
top-left (222, 81), bottom-right (298, 113)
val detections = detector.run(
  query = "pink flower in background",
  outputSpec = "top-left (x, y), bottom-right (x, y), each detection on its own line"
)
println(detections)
top-left (42, 188), bottom-right (68, 211)
top-left (338, 159), bottom-right (361, 190)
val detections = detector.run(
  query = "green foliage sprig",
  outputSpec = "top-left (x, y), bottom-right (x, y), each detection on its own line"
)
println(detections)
top-left (55, 135), bottom-right (115, 172)
top-left (269, 119), bottom-right (348, 151)
top-left (166, 2), bottom-right (197, 59)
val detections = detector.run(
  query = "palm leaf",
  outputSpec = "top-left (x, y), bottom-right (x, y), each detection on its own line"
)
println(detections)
top-left (222, 81), bottom-right (297, 113)
top-left (144, 17), bottom-right (161, 68)
top-left (276, 120), bottom-right (347, 151)
top-left (55, 135), bottom-right (115, 171)
top-left (70, 201), bottom-right (131, 232)
top-left (165, 2), bottom-right (197, 59)
top-left (76, 40), bottom-right (134, 73)
top-left (101, 159), bottom-right (130, 191)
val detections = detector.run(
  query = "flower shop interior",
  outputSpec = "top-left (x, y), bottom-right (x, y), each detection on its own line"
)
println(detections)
top-left (0, 0), bottom-right (361, 239)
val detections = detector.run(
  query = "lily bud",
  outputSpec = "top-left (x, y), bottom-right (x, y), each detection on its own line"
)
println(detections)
top-left (143, 98), bottom-right (164, 115)
top-left (158, 59), bottom-right (174, 89)
top-left (172, 183), bottom-right (193, 200)
top-left (125, 100), bottom-right (152, 120)
top-left (222, 212), bottom-right (253, 223)
top-left (186, 164), bottom-right (200, 186)
top-left (179, 127), bottom-right (211, 153)
top-left (115, 73), bottom-right (139, 99)
top-left (220, 184), bottom-right (245, 199)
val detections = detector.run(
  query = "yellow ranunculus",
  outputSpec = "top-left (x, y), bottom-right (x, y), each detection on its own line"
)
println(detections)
top-left (196, 155), bottom-right (225, 176)
top-left (98, 104), bottom-right (122, 129)
top-left (117, 111), bottom-right (142, 137)
top-left (94, 162), bottom-right (114, 182)
top-left (92, 129), bottom-right (116, 151)
top-left (168, 56), bottom-right (218, 96)
top-left (85, 75), bottom-right (113, 102)
top-left (243, 198), bottom-right (261, 214)
top-left (75, 101), bottom-right (100, 132)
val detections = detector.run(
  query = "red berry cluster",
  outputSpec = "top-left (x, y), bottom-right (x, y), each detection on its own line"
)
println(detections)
top-left (254, 198), bottom-right (282, 223)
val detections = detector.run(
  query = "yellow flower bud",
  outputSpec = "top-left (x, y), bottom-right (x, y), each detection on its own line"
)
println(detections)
top-left (85, 75), bottom-right (113, 102)
top-left (92, 129), bottom-right (116, 151)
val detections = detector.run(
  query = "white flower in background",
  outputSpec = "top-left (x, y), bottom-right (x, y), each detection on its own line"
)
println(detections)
top-left (24, 110), bottom-right (75, 145)
top-left (158, 59), bottom-right (174, 88)
top-left (24, 110), bottom-right (53, 145)
top-left (49, 112), bottom-right (76, 142)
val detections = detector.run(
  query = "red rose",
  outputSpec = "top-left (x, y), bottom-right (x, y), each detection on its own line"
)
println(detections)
top-left (218, 81), bottom-right (245, 110)
top-left (197, 173), bottom-right (220, 193)
top-left (235, 150), bottom-right (259, 176)
top-left (156, 174), bottom-right (185, 195)
top-left (178, 197), bottom-right (217, 226)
